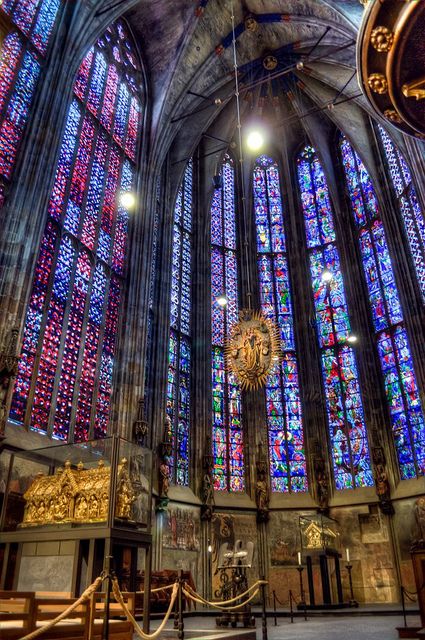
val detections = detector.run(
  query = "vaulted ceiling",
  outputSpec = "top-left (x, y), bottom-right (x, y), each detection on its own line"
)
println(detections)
top-left (86, 0), bottom-right (397, 180)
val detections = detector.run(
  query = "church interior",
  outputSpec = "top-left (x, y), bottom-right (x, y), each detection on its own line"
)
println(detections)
top-left (0, 0), bottom-right (425, 638)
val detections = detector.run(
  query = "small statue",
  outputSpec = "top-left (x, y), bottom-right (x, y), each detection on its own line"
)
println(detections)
top-left (372, 447), bottom-right (394, 515)
top-left (201, 436), bottom-right (215, 520)
top-left (255, 442), bottom-right (270, 523)
top-left (133, 397), bottom-right (148, 446)
top-left (201, 470), bottom-right (214, 520)
top-left (412, 496), bottom-right (425, 550)
top-left (116, 483), bottom-right (134, 519)
top-left (314, 456), bottom-right (329, 512)
top-left (159, 461), bottom-right (170, 498)
top-left (255, 477), bottom-right (269, 513)
top-left (375, 464), bottom-right (390, 499)
top-left (0, 327), bottom-right (19, 437)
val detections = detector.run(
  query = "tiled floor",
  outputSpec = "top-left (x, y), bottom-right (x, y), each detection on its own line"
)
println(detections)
top-left (148, 612), bottom-right (423, 640)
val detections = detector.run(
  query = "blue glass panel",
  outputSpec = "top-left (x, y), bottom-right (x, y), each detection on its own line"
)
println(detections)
top-left (298, 145), bottom-right (372, 489)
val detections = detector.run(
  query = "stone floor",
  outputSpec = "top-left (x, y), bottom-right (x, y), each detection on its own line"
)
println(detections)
top-left (148, 610), bottom-right (422, 640)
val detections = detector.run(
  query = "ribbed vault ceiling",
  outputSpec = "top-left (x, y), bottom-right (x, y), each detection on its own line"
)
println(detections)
top-left (106, 0), bottom-right (389, 177)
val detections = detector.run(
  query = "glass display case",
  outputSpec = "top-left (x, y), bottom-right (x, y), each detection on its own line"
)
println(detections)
top-left (0, 436), bottom-right (152, 533)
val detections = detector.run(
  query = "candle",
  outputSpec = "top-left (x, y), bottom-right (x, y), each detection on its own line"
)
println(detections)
top-left (298, 551), bottom-right (302, 565)
top-left (346, 548), bottom-right (350, 563)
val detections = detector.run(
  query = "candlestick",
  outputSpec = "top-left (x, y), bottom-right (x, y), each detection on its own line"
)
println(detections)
top-left (297, 566), bottom-right (305, 607)
top-left (297, 551), bottom-right (302, 565)
top-left (345, 563), bottom-right (358, 607)
top-left (345, 547), bottom-right (350, 563)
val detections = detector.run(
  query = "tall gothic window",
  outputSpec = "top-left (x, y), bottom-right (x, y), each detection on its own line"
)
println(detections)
top-left (377, 125), bottom-right (425, 301)
top-left (297, 145), bottom-right (373, 490)
top-left (253, 155), bottom-right (306, 493)
top-left (11, 20), bottom-right (144, 442)
top-left (340, 136), bottom-right (425, 480)
top-left (0, 0), bottom-right (61, 206)
top-left (211, 154), bottom-right (244, 492)
top-left (166, 160), bottom-right (193, 486)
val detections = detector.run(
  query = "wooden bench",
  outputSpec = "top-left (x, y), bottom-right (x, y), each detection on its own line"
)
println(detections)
top-left (0, 591), bottom-right (36, 638)
top-left (0, 591), bottom-right (134, 640)
top-left (89, 592), bottom-right (135, 640)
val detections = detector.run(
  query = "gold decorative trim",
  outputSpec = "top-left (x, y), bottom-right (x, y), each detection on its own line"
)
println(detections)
top-left (370, 26), bottom-right (394, 53)
top-left (368, 73), bottom-right (388, 94)
top-left (263, 55), bottom-right (278, 71)
top-left (357, 0), bottom-right (425, 137)
top-left (384, 108), bottom-right (402, 124)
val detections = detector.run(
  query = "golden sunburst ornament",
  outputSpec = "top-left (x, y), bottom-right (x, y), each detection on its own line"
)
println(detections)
top-left (225, 309), bottom-right (282, 391)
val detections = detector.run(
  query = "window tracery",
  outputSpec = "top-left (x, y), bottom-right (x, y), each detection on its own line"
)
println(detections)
top-left (377, 125), bottom-right (425, 302)
top-left (0, 0), bottom-right (60, 206)
top-left (211, 154), bottom-right (244, 492)
top-left (253, 154), bottom-right (306, 493)
top-left (340, 135), bottom-right (425, 479)
top-left (166, 160), bottom-right (193, 486)
top-left (297, 145), bottom-right (373, 490)
top-left (11, 20), bottom-right (143, 442)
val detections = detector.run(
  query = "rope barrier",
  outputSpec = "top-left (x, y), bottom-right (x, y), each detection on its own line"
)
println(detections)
top-left (183, 586), bottom-right (260, 611)
top-left (184, 579), bottom-right (268, 607)
top-left (402, 581), bottom-right (425, 599)
top-left (112, 577), bottom-right (178, 640)
top-left (16, 571), bottom-right (267, 640)
top-left (272, 591), bottom-right (289, 607)
top-left (182, 582), bottom-right (266, 612)
top-left (135, 584), bottom-right (175, 595)
top-left (18, 575), bottom-right (104, 640)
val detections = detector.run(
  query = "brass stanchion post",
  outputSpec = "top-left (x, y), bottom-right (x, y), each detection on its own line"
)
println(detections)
top-left (260, 578), bottom-right (268, 640)
top-left (103, 555), bottom-right (113, 640)
top-left (178, 570), bottom-right (184, 640)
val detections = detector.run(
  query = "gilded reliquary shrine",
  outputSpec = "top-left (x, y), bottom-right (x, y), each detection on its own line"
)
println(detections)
top-left (20, 457), bottom-right (136, 527)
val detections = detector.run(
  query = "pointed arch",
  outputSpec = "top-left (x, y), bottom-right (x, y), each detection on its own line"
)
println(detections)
top-left (0, 0), bottom-right (61, 205)
top-left (297, 145), bottom-right (373, 490)
top-left (253, 154), bottom-right (306, 493)
top-left (11, 19), bottom-right (144, 442)
top-left (377, 125), bottom-right (425, 302)
top-left (340, 135), bottom-right (425, 480)
top-left (211, 153), bottom-right (244, 492)
top-left (166, 159), bottom-right (193, 486)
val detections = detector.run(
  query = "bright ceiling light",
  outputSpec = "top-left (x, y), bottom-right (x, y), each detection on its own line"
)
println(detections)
top-left (246, 129), bottom-right (265, 152)
top-left (321, 269), bottom-right (333, 282)
top-left (120, 192), bottom-right (136, 209)
top-left (216, 294), bottom-right (228, 307)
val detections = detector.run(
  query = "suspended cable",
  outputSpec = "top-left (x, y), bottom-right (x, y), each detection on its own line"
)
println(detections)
top-left (230, 0), bottom-right (252, 309)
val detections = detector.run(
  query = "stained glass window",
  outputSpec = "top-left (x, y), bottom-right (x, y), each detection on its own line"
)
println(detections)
top-left (0, 0), bottom-right (60, 206)
top-left (166, 160), bottom-right (193, 486)
top-left (377, 125), bottom-right (425, 301)
top-left (297, 146), bottom-right (373, 490)
top-left (254, 155), bottom-right (306, 493)
top-left (211, 154), bottom-right (244, 492)
top-left (11, 20), bottom-right (144, 442)
top-left (340, 135), bottom-right (425, 479)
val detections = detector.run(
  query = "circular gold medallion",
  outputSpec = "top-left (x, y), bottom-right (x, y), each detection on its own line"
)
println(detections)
top-left (225, 309), bottom-right (282, 391)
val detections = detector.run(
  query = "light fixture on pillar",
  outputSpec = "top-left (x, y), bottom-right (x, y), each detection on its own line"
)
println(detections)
top-left (347, 334), bottom-right (358, 344)
top-left (216, 293), bottom-right (228, 307)
top-left (207, 539), bottom-right (212, 553)
top-left (321, 269), bottom-right (333, 283)
top-left (120, 191), bottom-right (136, 209)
